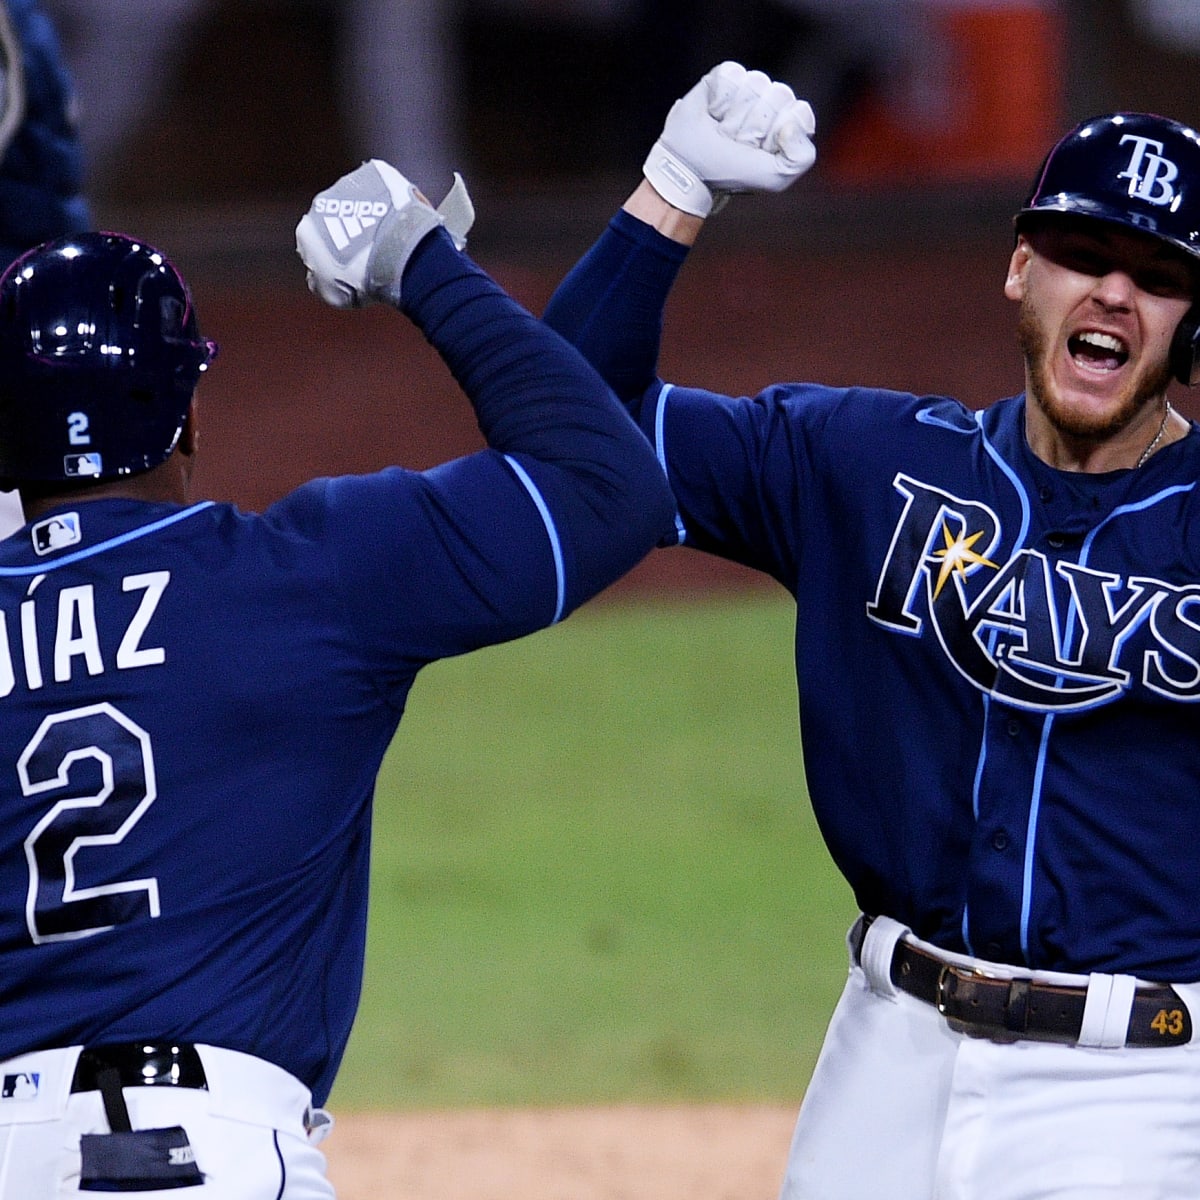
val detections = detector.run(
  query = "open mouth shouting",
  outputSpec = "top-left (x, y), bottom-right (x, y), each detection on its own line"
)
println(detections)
top-left (1067, 329), bottom-right (1130, 373)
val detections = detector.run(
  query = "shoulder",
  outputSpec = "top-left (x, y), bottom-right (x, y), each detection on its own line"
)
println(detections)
top-left (755, 381), bottom-right (981, 444)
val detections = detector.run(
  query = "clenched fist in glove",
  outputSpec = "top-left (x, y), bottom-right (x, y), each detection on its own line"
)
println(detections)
top-left (643, 61), bottom-right (816, 218)
top-left (296, 159), bottom-right (475, 308)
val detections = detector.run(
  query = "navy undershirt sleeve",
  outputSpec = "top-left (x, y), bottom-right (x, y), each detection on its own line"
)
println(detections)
top-left (542, 208), bottom-right (690, 403)
top-left (396, 227), bottom-right (675, 613)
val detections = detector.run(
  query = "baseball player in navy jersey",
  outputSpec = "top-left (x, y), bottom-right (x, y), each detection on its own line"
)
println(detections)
top-left (543, 60), bottom-right (1200, 1198)
top-left (0, 159), bottom-right (673, 1194)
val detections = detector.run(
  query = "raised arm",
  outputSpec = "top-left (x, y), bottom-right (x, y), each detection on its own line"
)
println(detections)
top-left (295, 159), bottom-right (675, 617)
top-left (544, 62), bottom-right (816, 402)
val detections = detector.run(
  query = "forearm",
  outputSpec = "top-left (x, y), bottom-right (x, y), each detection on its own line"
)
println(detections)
top-left (401, 228), bottom-right (676, 597)
top-left (622, 180), bottom-right (705, 247)
top-left (295, 158), bottom-right (675, 612)
top-left (546, 58), bottom-right (815, 399)
top-left (402, 228), bottom-right (639, 450)
top-left (542, 206), bottom-right (691, 403)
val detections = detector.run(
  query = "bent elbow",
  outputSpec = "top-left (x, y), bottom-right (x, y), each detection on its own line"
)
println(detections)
top-left (605, 452), bottom-right (678, 564)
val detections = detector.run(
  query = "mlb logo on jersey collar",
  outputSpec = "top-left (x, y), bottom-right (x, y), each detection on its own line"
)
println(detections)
top-left (32, 511), bottom-right (81, 555)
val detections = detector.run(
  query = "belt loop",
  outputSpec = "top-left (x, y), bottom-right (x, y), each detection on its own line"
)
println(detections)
top-left (1170, 983), bottom-right (1200, 1044)
top-left (858, 915), bottom-right (909, 999)
top-left (1078, 973), bottom-right (1137, 1048)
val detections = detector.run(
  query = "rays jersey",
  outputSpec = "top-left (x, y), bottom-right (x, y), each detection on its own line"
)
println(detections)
top-left (0, 230), bottom-right (674, 1106)
top-left (545, 209), bottom-right (1200, 983)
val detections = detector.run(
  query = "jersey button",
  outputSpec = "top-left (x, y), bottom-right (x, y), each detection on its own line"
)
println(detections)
top-left (1047, 533), bottom-right (1066, 549)
top-left (991, 830), bottom-right (1010, 851)
top-left (1006, 719), bottom-right (1020, 737)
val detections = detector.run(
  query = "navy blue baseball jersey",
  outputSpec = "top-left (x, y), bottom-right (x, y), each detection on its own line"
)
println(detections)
top-left (0, 229), bottom-right (673, 1106)
top-left (545, 209), bottom-right (1200, 982)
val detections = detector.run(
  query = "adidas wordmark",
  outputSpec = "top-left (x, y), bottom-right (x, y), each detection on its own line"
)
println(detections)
top-left (313, 198), bottom-right (390, 220)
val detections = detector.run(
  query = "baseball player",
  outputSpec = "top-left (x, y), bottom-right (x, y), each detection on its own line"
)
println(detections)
top-left (0, 0), bottom-right (89, 538)
top-left (0, 161), bottom-right (673, 1194)
top-left (543, 60), bottom-right (1200, 1198)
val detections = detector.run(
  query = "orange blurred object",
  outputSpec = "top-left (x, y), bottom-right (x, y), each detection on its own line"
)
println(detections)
top-left (825, 4), bottom-right (1064, 185)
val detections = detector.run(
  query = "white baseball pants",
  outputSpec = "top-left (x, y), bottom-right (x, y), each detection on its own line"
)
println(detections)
top-left (0, 1044), bottom-right (335, 1197)
top-left (780, 917), bottom-right (1200, 1200)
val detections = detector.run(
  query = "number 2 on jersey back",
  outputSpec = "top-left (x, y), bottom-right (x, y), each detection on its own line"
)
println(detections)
top-left (19, 703), bottom-right (160, 944)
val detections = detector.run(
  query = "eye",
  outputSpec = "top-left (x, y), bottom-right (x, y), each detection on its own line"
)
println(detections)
top-left (1051, 244), bottom-right (1107, 276)
top-left (1134, 269), bottom-right (1193, 299)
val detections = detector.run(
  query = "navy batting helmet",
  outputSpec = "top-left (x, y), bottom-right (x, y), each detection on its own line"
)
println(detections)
top-left (1015, 112), bottom-right (1200, 385)
top-left (0, 232), bottom-right (217, 484)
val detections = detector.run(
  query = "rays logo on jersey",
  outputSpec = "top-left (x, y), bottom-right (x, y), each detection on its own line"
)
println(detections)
top-left (1118, 134), bottom-right (1180, 207)
top-left (867, 473), bottom-right (1200, 712)
top-left (1, 1072), bottom-right (39, 1100)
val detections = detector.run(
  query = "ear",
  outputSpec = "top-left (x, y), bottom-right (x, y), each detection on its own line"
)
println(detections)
top-left (1005, 238), bottom-right (1032, 301)
top-left (1170, 308), bottom-right (1200, 387)
top-left (179, 403), bottom-right (199, 457)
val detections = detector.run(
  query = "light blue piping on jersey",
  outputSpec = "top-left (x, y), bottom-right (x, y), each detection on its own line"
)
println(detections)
top-left (503, 454), bottom-right (566, 624)
top-left (1016, 712), bottom-right (1055, 961)
top-left (961, 412), bottom-right (1034, 956)
top-left (654, 383), bottom-right (688, 545)
top-left (0, 501), bottom-right (216, 576)
top-left (1014, 481), bottom-right (1197, 962)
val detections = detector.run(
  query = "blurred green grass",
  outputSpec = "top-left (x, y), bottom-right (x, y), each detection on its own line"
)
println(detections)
top-left (331, 591), bottom-right (856, 1110)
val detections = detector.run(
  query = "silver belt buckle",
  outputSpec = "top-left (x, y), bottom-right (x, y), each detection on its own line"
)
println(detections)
top-left (935, 961), bottom-right (1001, 1034)
top-left (935, 962), bottom-right (959, 1017)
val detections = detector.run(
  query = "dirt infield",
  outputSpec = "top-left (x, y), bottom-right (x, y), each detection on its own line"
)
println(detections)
top-left (322, 1105), bottom-right (799, 1200)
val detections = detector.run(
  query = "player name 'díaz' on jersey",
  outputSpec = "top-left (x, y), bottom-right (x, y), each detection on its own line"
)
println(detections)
top-left (0, 570), bottom-right (169, 695)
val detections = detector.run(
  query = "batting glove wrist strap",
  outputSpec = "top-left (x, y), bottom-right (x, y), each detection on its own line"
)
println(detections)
top-left (295, 160), bottom-right (476, 309)
top-left (644, 61), bottom-right (817, 219)
top-left (435, 173), bottom-right (475, 250)
top-left (643, 139), bottom-right (722, 218)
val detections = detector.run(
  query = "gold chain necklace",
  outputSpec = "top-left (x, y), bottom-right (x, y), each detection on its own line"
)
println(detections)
top-left (1136, 401), bottom-right (1173, 468)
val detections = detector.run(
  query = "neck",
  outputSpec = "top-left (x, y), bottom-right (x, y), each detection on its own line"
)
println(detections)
top-left (1025, 394), bottom-right (1184, 473)
top-left (19, 457), bottom-right (193, 523)
top-left (1135, 399), bottom-right (1174, 468)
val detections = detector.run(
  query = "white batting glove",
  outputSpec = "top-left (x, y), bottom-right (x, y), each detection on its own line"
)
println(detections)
top-left (295, 159), bottom-right (475, 308)
top-left (643, 61), bottom-right (816, 218)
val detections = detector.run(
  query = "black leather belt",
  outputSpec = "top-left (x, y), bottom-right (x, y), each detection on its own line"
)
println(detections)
top-left (71, 1043), bottom-right (208, 1094)
top-left (854, 921), bottom-right (1192, 1048)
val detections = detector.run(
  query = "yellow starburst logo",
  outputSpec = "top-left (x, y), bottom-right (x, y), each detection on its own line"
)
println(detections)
top-left (931, 521), bottom-right (998, 599)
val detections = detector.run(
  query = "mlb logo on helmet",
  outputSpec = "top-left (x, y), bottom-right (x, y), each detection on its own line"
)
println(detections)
top-left (64, 452), bottom-right (101, 478)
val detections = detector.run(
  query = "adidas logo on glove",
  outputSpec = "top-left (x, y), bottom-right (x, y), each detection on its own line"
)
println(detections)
top-left (312, 197), bottom-right (391, 251)
top-left (297, 159), bottom-right (475, 309)
top-left (313, 198), bottom-right (390, 220)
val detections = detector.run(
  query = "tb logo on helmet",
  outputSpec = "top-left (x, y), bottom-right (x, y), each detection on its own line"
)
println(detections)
top-left (1118, 135), bottom-right (1181, 208)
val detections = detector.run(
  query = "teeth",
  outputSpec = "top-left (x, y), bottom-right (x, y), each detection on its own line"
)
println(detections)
top-left (1077, 331), bottom-right (1125, 352)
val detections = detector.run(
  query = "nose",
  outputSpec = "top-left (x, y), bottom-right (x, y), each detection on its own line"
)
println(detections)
top-left (1090, 269), bottom-right (1137, 310)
